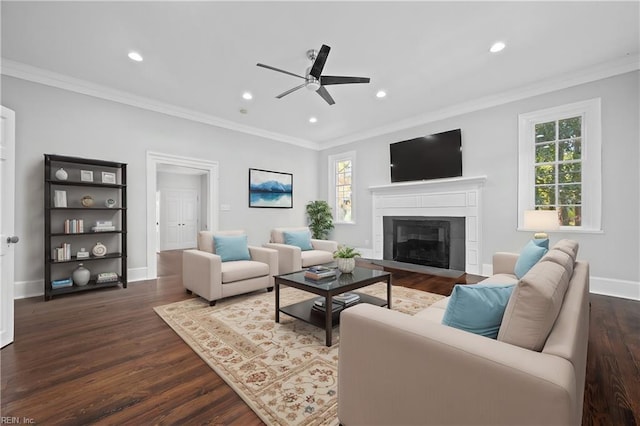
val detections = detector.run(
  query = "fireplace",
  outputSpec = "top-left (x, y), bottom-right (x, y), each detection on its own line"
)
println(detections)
top-left (370, 176), bottom-right (486, 274)
top-left (383, 216), bottom-right (465, 270)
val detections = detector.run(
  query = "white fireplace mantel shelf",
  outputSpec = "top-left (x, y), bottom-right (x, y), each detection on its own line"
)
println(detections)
top-left (369, 175), bottom-right (487, 274)
top-left (369, 176), bottom-right (487, 193)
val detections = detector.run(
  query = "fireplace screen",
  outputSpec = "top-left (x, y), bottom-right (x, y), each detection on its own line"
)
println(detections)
top-left (383, 216), bottom-right (466, 271)
top-left (393, 219), bottom-right (451, 268)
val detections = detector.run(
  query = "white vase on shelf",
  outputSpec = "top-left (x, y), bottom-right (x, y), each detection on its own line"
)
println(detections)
top-left (72, 264), bottom-right (90, 286)
top-left (55, 168), bottom-right (68, 181)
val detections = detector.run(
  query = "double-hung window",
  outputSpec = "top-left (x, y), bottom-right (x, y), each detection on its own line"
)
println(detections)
top-left (518, 98), bottom-right (602, 231)
top-left (328, 151), bottom-right (355, 224)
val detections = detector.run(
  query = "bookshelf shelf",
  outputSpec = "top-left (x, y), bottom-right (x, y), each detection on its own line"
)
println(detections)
top-left (50, 231), bottom-right (124, 237)
top-left (44, 154), bottom-right (128, 301)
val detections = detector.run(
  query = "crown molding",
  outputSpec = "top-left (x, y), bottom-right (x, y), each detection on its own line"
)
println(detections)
top-left (0, 59), bottom-right (320, 150)
top-left (321, 54), bottom-right (640, 149)
top-left (2, 55), bottom-right (637, 152)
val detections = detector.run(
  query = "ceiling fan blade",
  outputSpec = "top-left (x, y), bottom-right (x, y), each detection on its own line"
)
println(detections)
top-left (257, 63), bottom-right (306, 80)
top-left (276, 83), bottom-right (306, 99)
top-left (316, 86), bottom-right (335, 105)
top-left (309, 44), bottom-right (331, 79)
top-left (321, 76), bottom-right (371, 85)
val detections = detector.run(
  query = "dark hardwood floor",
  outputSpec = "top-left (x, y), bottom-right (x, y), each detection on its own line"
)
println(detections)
top-left (1, 250), bottom-right (638, 425)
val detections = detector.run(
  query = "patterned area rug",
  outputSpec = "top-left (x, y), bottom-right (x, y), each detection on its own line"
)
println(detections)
top-left (154, 282), bottom-right (444, 425)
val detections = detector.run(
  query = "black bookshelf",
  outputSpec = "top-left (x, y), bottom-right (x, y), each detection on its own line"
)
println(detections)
top-left (44, 154), bottom-right (127, 301)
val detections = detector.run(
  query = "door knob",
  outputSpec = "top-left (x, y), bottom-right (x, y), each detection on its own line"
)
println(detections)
top-left (7, 236), bottom-right (19, 244)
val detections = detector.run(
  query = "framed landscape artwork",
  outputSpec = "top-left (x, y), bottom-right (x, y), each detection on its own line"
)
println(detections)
top-left (249, 168), bottom-right (293, 208)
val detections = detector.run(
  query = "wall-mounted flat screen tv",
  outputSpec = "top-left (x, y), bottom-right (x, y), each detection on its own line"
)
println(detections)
top-left (390, 129), bottom-right (462, 183)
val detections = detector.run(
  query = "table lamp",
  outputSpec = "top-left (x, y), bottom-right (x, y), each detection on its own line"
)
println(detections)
top-left (524, 210), bottom-right (559, 239)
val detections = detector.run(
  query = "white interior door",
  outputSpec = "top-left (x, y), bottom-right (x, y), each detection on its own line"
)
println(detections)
top-left (180, 190), bottom-right (198, 248)
top-left (161, 190), bottom-right (182, 250)
top-left (1, 106), bottom-right (17, 348)
top-left (160, 189), bottom-right (199, 250)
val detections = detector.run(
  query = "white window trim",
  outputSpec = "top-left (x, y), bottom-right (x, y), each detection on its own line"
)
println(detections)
top-left (517, 98), bottom-right (602, 232)
top-left (328, 150), bottom-right (356, 225)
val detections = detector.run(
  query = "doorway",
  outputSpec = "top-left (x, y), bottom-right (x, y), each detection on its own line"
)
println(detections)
top-left (157, 165), bottom-right (206, 251)
top-left (146, 152), bottom-right (219, 280)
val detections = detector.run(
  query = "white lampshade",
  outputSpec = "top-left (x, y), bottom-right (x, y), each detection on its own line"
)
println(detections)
top-left (524, 210), bottom-right (560, 239)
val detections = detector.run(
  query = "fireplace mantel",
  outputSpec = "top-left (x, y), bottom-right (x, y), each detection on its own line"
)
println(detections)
top-left (369, 176), bottom-right (487, 193)
top-left (369, 176), bottom-right (486, 274)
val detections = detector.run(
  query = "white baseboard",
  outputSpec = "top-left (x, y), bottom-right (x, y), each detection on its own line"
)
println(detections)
top-left (127, 267), bottom-right (149, 282)
top-left (14, 267), bottom-right (151, 299)
top-left (590, 276), bottom-right (640, 301)
top-left (14, 280), bottom-right (43, 299)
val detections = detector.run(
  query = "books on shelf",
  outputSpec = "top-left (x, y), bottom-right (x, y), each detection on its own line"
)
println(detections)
top-left (91, 226), bottom-right (116, 232)
top-left (53, 190), bottom-right (67, 207)
top-left (51, 277), bottom-right (73, 288)
top-left (92, 220), bottom-right (115, 232)
top-left (96, 272), bottom-right (119, 283)
top-left (52, 243), bottom-right (71, 261)
top-left (63, 219), bottom-right (84, 234)
top-left (304, 265), bottom-right (337, 280)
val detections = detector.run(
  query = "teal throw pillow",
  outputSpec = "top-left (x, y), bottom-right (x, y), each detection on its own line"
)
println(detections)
top-left (441, 283), bottom-right (515, 339)
top-left (531, 238), bottom-right (549, 249)
top-left (283, 230), bottom-right (313, 251)
top-left (213, 234), bottom-right (251, 262)
top-left (514, 240), bottom-right (548, 278)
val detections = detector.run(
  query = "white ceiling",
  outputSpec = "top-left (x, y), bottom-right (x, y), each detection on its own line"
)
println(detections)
top-left (2, 1), bottom-right (639, 149)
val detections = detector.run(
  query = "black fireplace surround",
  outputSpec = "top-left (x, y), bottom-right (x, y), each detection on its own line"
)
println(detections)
top-left (383, 216), bottom-right (465, 271)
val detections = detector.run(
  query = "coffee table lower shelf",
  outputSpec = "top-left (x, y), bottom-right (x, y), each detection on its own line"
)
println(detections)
top-left (278, 292), bottom-right (387, 330)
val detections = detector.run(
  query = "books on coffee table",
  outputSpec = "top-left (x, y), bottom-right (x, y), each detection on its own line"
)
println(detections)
top-left (305, 266), bottom-right (337, 280)
top-left (312, 299), bottom-right (344, 314)
top-left (312, 293), bottom-right (361, 313)
top-left (333, 292), bottom-right (360, 305)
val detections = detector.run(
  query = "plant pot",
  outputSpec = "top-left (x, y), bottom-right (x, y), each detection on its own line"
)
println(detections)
top-left (337, 257), bottom-right (356, 274)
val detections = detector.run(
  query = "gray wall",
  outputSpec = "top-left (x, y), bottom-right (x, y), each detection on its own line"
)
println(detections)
top-left (320, 71), bottom-right (640, 285)
top-left (3, 75), bottom-right (319, 286)
top-left (4, 70), bottom-right (639, 296)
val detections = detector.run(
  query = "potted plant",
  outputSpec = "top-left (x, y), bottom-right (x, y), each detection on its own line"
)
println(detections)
top-left (333, 245), bottom-right (361, 273)
top-left (306, 200), bottom-right (334, 240)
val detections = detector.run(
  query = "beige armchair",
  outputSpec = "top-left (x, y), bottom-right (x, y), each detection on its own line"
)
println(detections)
top-left (183, 230), bottom-right (278, 306)
top-left (264, 227), bottom-right (338, 274)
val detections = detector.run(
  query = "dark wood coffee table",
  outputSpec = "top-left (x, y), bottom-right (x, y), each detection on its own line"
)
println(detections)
top-left (274, 266), bottom-right (392, 346)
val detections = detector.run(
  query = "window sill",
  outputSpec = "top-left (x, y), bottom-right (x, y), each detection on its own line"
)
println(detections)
top-left (517, 227), bottom-right (603, 234)
top-left (335, 221), bottom-right (357, 226)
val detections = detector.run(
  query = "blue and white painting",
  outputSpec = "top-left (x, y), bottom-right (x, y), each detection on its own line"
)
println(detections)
top-left (249, 168), bottom-right (293, 208)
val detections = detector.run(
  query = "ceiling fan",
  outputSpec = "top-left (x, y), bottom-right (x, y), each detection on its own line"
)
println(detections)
top-left (257, 44), bottom-right (370, 105)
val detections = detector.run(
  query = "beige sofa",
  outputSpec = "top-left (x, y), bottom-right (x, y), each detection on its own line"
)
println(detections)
top-left (338, 239), bottom-right (589, 425)
top-left (264, 227), bottom-right (338, 274)
top-left (183, 230), bottom-right (278, 306)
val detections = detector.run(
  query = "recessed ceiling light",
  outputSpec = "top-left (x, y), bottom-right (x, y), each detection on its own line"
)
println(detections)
top-left (242, 92), bottom-right (253, 100)
top-left (489, 41), bottom-right (506, 53)
top-left (376, 90), bottom-right (387, 98)
top-left (309, 117), bottom-right (318, 124)
top-left (128, 51), bottom-right (143, 62)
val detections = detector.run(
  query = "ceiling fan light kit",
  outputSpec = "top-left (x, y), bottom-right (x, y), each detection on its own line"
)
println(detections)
top-left (257, 44), bottom-right (370, 105)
